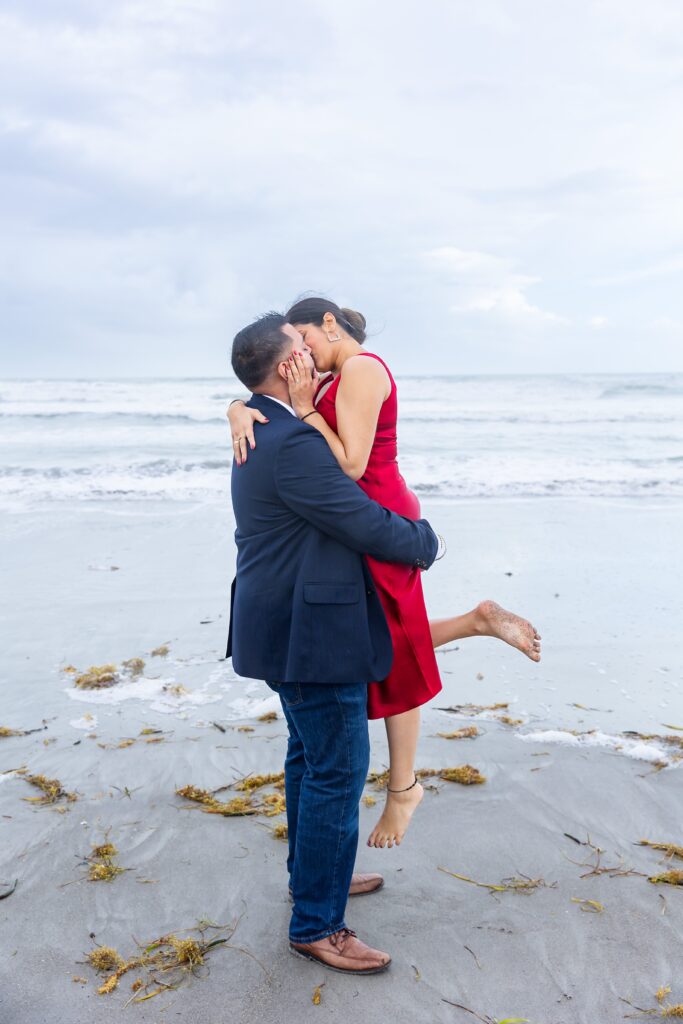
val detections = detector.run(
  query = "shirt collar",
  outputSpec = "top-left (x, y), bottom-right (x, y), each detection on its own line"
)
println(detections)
top-left (261, 394), bottom-right (297, 416)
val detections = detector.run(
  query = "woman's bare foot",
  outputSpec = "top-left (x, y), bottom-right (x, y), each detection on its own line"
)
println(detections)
top-left (475, 599), bottom-right (542, 661)
top-left (367, 781), bottom-right (424, 849)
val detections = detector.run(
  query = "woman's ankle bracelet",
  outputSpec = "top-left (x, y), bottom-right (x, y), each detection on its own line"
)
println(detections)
top-left (386, 773), bottom-right (418, 793)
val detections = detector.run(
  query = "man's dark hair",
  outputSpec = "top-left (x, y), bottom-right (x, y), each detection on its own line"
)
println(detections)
top-left (231, 312), bottom-right (289, 391)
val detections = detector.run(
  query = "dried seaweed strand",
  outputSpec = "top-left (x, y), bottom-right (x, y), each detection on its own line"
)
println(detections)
top-left (563, 832), bottom-right (645, 879)
top-left (638, 840), bottom-right (683, 861)
top-left (438, 866), bottom-right (551, 894)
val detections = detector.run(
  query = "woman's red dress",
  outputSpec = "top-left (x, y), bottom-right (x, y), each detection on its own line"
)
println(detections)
top-left (314, 352), bottom-right (442, 719)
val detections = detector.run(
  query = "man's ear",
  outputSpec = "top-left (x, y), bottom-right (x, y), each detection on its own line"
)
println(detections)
top-left (276, 360), bottom-right (289, 382)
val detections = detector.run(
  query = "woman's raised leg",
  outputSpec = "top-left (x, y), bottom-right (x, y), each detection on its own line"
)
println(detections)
top-left (430, 599), bottom-right (541, 659)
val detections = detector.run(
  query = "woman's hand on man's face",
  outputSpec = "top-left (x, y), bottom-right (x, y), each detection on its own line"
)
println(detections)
top-left (285, 351), bottom-right (320, 418)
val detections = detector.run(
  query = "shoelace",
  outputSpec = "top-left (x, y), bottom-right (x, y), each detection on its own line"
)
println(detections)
top-left (330, 927), bottom-right (357, 950)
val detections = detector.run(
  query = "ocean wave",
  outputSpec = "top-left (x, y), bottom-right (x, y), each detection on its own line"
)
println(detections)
top-left (0, 410), bottom-right (224, 424)
top-left (599, 382), bottom-right (683, 399)
top-left (411, 478), bottom-right (683, 498)
top-left (0, 469), bottom-right (681, 504)
top-left (0, 458), bottom-right (230, 480)
top-left (2, 409), bottom-right (677, 431)
top-left (400, 413), bottom-right (679, 426)
top-left (517, 728), bottom-right (680, 767)
top-left (1, 374), bottom-right (682, 508)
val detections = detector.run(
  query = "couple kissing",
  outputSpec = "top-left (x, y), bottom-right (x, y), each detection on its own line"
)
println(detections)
top-left (226, 297), bottom-right (541, 975)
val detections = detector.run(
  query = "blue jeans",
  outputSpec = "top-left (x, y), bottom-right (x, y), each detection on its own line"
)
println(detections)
top-left (266, 680), bottom-right (370, 944)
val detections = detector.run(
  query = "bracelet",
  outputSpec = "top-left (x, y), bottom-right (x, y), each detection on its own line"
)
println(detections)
top-left (300, 409), bottom-right (318, 422)
top-left (387, 773), bottom-right (418, 793)
top-left (228, 398), bottom-right (245, 408)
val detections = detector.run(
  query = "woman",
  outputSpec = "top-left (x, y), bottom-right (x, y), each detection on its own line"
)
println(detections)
top-left (228, 298), bottom-right (541, 849)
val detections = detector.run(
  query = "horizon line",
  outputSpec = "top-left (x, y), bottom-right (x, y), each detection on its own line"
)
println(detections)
top-left (1, 370), bottom-right (681, 383)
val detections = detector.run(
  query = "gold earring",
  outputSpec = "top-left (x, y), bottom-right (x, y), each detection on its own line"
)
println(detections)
top-left (326, 329), bottom-right (341, 342)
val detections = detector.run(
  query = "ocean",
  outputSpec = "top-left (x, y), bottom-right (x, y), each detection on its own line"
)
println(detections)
top-left (1, 372), bottom-right (682, 507)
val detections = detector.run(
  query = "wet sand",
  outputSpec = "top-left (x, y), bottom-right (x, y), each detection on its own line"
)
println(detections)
top-left (1, 498), bottom-right (682, 1023)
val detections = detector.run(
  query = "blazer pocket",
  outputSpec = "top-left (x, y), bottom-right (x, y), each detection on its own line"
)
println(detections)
top-left (303, 583), bottom-right (360, 605)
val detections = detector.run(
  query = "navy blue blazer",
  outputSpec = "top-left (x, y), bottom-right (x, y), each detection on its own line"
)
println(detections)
top-left (226, 394), bottom-right (438, 684)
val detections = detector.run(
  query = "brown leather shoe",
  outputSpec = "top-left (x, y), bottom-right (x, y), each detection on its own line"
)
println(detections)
top-left (290, 927), bottom-right (391, 974)
top-left (349, 872), bottom-right (384, 896)
top-left (288, 872), bottom-right (384, 901)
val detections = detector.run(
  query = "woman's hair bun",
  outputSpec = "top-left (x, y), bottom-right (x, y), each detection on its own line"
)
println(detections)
top-left (340, 307), bottom-right (367, 343)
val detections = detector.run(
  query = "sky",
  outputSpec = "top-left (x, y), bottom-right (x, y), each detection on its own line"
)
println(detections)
top-left (1, 0), bottom-right (683, 376)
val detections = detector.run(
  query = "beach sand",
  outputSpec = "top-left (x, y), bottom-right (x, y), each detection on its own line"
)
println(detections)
top-left (1, 497), bottom-right (682, 1023)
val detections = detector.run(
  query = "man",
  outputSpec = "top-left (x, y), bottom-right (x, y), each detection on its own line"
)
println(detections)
top-left (226, 312), bottom-right (439, 975)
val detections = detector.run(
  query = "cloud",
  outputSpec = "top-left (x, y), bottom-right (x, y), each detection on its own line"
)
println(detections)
top-left (594, 255), bottom-right (683, 287)
top-left (651, 316), bottom-right (683, 331)
top-left (1, 0), bottom-right (683, 374)
top-left (424, 247), bottom-right (566, 324)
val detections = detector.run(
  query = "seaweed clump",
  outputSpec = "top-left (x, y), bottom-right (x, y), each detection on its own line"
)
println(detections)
top-left (312, 983), bottom-right (325, 1005)
top-left (176, 785), bottom-right (260, 817)
top-left (437, 725), bottom-right (479, 740)
top-left (87, 946), bottom-right (125, 973)
top-left (438, 701), bottom-right (509, 716)
top-left (18, 770), bottom-right (77, 805)
top-left (234, 772), bottom-right (285, 793)
top-left (163, 683), bottom-right (189, 697)
top-left (421, 765), bottom-right (486, 785)
top-left (261, 793), bottom-right (286, 816)
top-left (638, 839), bottom-right (683, 861)
top-left (176, 783), bottom-right (286, 818)
top-left (84, 920), bottom-right (240, 1000)
top-left (88, 842), bottom-right (126, 883)
top-left (366, 765), bottom-right (485, 788)
top-left (121, 657), bottom-right (145, 677)
top-left (74, 664), bottom-right (118, 690)
top-left (620, 987), bottom-right (683, 1018)
top-left (648, 870), bottom-right (683, 887)
top-left (571, 897), bottom-right (604, 913)
top-left (0, 727), bottom-right (24, 738)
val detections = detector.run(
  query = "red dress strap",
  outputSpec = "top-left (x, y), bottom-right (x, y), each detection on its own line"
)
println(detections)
top-left (356, 351), bottom-right (393, 374)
